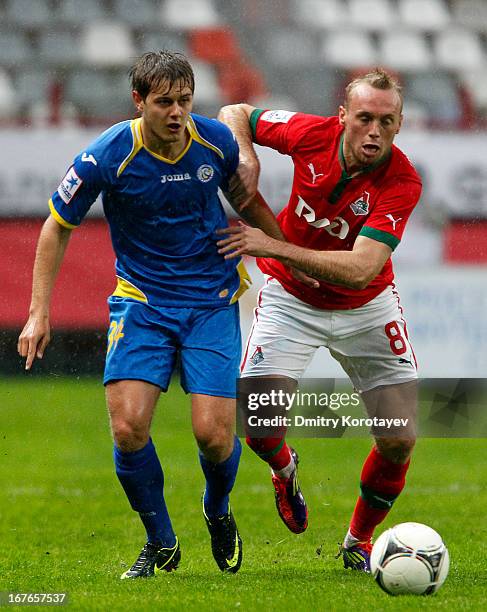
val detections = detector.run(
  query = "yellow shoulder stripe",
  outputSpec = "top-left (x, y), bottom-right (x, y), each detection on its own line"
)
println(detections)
top-left (229, 260), bottom-right (252, 304)
top-left (112, 276), bottom-right (148, 303)
top-left (48, 198), bottom-right (77, 229)
top-left (117, 118), bottom-right (144, 177)
top-left (188, 116), bottom-right (224, 159)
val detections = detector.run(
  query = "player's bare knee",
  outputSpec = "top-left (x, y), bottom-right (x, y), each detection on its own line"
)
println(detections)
top-left (196, 429), bottom-right (233, 463)
top-left (375, 437), bottom-right (415, 464)
top-left (111, 419), bottom-right (150, 452)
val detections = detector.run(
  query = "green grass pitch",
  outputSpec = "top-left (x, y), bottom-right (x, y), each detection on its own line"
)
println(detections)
top-left (2, 378), bottom-right (486, 611)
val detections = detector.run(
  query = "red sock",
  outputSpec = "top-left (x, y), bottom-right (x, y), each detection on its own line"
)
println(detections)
top-left (246, 436), bottom-right (292, 471)
top-left (349, 446), bottom-right (410, 542)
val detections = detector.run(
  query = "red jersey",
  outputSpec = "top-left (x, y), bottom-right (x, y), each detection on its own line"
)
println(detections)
top-left (251, 109), bottom-right (422, 310)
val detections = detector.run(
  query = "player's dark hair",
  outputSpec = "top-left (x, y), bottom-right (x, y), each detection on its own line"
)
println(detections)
top-left (129, 50), bottom-right (195, 99)
top-left (345, 68), bottom-right (403, 111)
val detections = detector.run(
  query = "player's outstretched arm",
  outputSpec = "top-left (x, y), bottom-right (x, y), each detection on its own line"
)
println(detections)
top-left (218, 103), bottom-right (260, 205)
top-left (217, 225), bottom-right (391, 290)
top-left (18, 215), bottom-right (73, 370)
top-left (219, 105), bottom-right (321, 289)
top-left (227, 190), bottom-right (284, 241)
top-left (223, 190), bottom-right (320, 290)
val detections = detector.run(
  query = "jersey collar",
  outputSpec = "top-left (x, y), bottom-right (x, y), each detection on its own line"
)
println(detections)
top-left (328, 132), bottom-right (391, 204)
top-left (117, 118), bottom-right (192, 175)
top-left (142, 119), bottom-right (193, 165)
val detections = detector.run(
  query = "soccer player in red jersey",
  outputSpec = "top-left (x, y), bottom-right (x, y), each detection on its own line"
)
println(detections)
top-left (217, 69), bottom-right (421, 572)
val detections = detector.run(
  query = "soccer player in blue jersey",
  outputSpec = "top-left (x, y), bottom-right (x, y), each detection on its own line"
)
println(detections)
top-left (17, 51), bottom-right (283, 578)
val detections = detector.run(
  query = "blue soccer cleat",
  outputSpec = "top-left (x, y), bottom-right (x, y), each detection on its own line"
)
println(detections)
top-left (337, 541), bottom-right (372, 573)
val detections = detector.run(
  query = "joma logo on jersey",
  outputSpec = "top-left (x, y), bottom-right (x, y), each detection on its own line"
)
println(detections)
top-left (350, 191), bottom-right (371, 216)
top-left (160, 172), bottom-right (191, 184)
top-left (295, 196), bottom-right (350, 239)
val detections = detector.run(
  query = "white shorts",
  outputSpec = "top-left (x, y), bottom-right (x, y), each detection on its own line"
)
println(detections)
top-left (241, 278), bottom-right (417, 393)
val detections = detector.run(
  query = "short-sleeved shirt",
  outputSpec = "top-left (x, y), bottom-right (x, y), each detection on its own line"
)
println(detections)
top-left (250, 109), bottom-right (422, 310)
top-left (50, 113), bottom-right (250, 308)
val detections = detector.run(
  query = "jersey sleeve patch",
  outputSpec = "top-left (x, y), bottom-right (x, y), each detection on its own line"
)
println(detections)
top-left (57, 167), bottom-right (83, 204)
top-left (251, 110), bottom-right (317, 155)
top-left (359, 226), bottom-right (400, 250)
top-left (260, 110), bottom-right (297, 124)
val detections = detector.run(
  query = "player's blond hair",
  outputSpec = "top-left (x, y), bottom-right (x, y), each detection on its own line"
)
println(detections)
top-left (344, 69), bottom-right (403, 111)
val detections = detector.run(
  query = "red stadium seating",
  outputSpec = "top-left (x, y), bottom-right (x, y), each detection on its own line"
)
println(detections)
top-left (218, 61), bottom-right (268, 103)
top-left (188, 28), bottom-right (241, 65)
top-left (189, 27), bottom-right (268, 103)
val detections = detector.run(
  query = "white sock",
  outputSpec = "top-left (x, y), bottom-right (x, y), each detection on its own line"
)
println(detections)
top-left (272, 456), bottom-right (295, 479)
top-left (343, 529), bottom-right (361, 549)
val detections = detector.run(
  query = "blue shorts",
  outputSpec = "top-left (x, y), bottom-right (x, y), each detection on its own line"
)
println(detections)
top-left (104, 297), bottom-right (241, 398)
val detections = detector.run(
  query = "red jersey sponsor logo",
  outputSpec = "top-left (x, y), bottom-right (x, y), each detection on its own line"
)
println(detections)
top-left (295, 196), bottom-right (350, 239)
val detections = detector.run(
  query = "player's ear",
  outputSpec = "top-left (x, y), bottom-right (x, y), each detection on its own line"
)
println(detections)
top-left (132, 90), bottom-right (144, 113)
top-left (338, 105), bottom-right (346, 126)
top-left (396, 114), bottom-right (403, 134)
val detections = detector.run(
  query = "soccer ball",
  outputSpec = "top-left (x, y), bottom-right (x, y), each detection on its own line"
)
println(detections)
top-left (370, 522), bottom-right (449, 595)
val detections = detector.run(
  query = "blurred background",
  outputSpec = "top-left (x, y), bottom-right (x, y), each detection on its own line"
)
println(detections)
top-left (1, 0), bottom-right (487, 378)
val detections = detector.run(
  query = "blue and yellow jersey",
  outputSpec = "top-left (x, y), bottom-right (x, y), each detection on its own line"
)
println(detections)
top-left (49, 114), bottom-right (251, 307)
